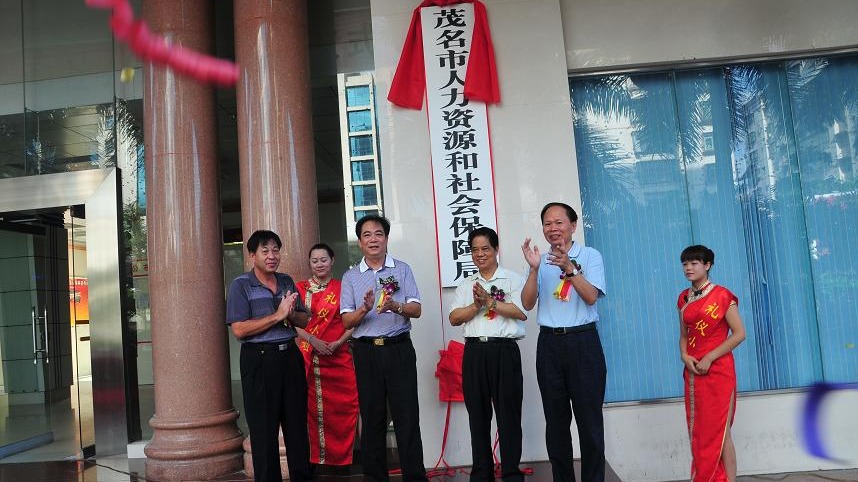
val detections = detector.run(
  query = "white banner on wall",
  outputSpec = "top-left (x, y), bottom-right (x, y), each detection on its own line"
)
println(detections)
top-left (421, 4), bottom-right (497, 288)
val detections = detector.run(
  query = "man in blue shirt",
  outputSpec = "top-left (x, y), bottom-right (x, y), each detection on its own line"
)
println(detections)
top-left (340, 215), bottom-right (427, 482)
top-left (226, 230), bottom-right (311, 482)
top-left (521, 203), bottom-right (607, 482)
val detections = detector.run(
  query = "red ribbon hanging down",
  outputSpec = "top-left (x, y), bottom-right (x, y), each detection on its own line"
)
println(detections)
top-left (388, 0), bottom-right (500, 110)
top-left (86, 0), bottom-right (239, 87)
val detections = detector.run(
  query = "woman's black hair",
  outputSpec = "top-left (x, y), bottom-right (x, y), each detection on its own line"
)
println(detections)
top-left (308, 243), bottom-right (335, 259)
top-left (680, 245), bottom-right (715, 266)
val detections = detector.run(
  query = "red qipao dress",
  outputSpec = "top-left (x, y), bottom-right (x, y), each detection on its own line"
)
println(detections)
top-left (295, 278), bottom-right (359, 465)
top-left (677, 284), bottom-right (738, 482)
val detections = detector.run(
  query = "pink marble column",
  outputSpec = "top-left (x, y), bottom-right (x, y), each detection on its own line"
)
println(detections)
top-left (142, 1), bottom-right (244, 479)
top-left (234, 0), bottom-right (320, 279)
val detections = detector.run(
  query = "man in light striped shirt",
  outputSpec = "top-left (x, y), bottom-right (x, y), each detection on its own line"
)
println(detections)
top-left (341, 214), bottom-right (427, 482)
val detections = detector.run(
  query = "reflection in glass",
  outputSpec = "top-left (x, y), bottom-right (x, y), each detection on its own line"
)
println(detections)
top-left (571, 55), bottom-right (858, 402)
top-left (346, 86), bottom-right (371, 107)
top-left (785, 57), bottom-right (858, 383)
top-left (351, 160), bottom-right (375, 182)
top-left (349, 135), bottom-right (374, 157)
top-left (352, 184), bottom-right (377, 207)
top-left (354, 209), bottom-right (379, 222)
top-left (347, 110), bottom-right (372, 133)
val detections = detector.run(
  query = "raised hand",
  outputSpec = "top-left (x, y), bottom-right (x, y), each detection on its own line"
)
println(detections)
top-left (472, 283), bottom-right (490, 308)
top-left (361, 288), bottom-right (375, 311)
top-left (547, 245), bottom-right (574, 273)
top-left (379, 295), bottom-right (399, 313)
top-left (521, 237), bottom-right (541, 269)
top-left (276, 291), bottom-right (297, 319)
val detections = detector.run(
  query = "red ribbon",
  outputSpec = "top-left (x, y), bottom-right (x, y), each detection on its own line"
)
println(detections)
top-left (86, 0), bottom-right (239, 87)
top-left (388, 0), bottom-right (500, 110)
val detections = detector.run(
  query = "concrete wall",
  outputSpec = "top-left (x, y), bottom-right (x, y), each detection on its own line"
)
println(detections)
top-left (560, 0), bottom-right (858, 72)
top-left (370, 0), bottom-right (581, 471)
top-left (370, 0), bottom-right (858, 480)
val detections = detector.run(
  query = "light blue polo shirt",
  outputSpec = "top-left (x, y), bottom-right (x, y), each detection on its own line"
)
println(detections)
top-left (340, 255), bottom-right (421, 338)
top-left (536, 242), bottom-right (606, 328)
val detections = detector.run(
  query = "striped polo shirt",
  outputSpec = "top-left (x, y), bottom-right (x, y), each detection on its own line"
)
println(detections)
top-left (225, 270), bottom-right (307, 344)
top-left (340, 255), bottom-right (421, 338)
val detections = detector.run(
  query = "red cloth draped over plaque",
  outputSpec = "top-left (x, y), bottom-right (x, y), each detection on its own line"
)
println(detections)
top-left (388, 0), bottom-right (500, 110)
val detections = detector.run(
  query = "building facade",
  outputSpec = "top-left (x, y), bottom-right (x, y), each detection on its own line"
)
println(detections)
top-left (0, 0), bottom-right (856, 480)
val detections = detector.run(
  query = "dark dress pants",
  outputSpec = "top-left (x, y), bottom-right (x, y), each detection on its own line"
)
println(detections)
top-left (240, 343), bottom-right (311, 482)
top-left (536, 329), bottom-right (607, 482)
top-left (352, 338), bottom-right (427, 482)
top-left (462, 339), bottom-right (524, 482)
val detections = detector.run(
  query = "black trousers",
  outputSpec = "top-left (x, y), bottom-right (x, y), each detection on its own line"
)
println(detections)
top-left (240, 343), bottom-right (311, 482)
top-left (352, 338), bottom-right (427, 482)
top-left (536, 329), bottom-right (607, 482)
top-left (462, 339), bottom-right (524, 482)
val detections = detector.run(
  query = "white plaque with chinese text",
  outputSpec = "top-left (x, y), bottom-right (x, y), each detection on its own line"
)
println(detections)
top-left (421, 4), bottom-right (498, 287)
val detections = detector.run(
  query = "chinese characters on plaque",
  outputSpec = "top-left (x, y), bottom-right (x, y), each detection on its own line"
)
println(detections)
top-left (421, 4), bottom-right (498, 287)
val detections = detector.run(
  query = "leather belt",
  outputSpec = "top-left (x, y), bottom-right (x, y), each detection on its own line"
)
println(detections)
top-left (539, 322), bottom-right (596, 334)
top-left (243, 341), bottom-right (294, 352)
top-left (465, 336), bottom-right (517, 343)
top-left (354, 332), bottom-right (410, 346)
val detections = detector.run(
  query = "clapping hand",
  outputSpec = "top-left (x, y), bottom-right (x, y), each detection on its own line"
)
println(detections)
top-left (276, 291), bottom-right (298, 319)
top-left (521, 238), bottom-right (541, 269)
top-left (361, 288), bottom-right (375, 311)
top-left (379, 295), bottom-right (399, 313)
top-left (547, 245), bottom-right (574, 273)
top-left (472, 283), bottom-right (491, 308)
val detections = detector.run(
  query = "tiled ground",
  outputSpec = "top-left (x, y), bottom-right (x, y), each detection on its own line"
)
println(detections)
top-left (1, 457), bottom-right (857, 482)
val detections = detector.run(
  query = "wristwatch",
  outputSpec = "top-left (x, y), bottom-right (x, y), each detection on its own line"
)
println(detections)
top-left (565, 267), bottom-right (580, 278)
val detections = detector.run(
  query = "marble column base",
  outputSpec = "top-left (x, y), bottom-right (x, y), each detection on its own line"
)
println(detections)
top-left (241, 431), bottom-right (290, 479)
top-left (144, 409), bottom-right (244, 480)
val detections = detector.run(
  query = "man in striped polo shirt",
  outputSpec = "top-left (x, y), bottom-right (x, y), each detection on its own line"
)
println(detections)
top-left (340, 215), bottom-right (427, 482)
top-left (226, 230), bottom-right (311, 482)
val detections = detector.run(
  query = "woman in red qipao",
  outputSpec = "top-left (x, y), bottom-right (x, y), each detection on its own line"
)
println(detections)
top-left (677, 245), bottom-right (746, 482)
top-left (295, 243), bottom-right (358, 467)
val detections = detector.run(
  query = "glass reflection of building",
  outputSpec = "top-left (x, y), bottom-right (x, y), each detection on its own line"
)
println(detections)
top-left (0, 0), bottom-right (377, 463)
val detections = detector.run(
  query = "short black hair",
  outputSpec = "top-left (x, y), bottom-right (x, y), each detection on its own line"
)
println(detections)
top-left (468, 226), bottom-right (498, 249)
top-left (680, 245), bottom-right (715, 265)
top-left (540, 202), bottom-right (578, 223)
top-left (355, 214), bottom-right (391, 238)
top-left (247, 230), bottom-right (282, 253)
top-left (308, 242), bottom-right (335, 259)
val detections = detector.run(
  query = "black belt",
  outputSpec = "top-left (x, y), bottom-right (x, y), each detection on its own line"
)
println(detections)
top-left (540, 322), bottom-right (596, 334)
top-left (354, 332), bottom-right (410, 346)
top-left (243, 341), bottom-right (295, 352)
top-left (465, 336), bottom-right (518, 343)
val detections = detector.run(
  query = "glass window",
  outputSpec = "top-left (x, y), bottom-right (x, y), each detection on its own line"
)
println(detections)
top-left (348, 110), bottom-right (372, 133)
top-left (353, 184), bottom-right (378, 207)
top-left (351, 160), bottom-right (375, 182)
top-left (354, 209), bottom-right (379, 222)
top-left (349, 135), bottom-right (374, 157)
top-left (346, 86), bottom-right (371, 107)
top-left (570, 55), bottom-right (858, 402)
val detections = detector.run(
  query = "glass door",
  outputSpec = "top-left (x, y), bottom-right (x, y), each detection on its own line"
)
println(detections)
top-left (0, 216), bottom-right (57, 459)
top-left (0, 207), bottom-right (94, 461)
